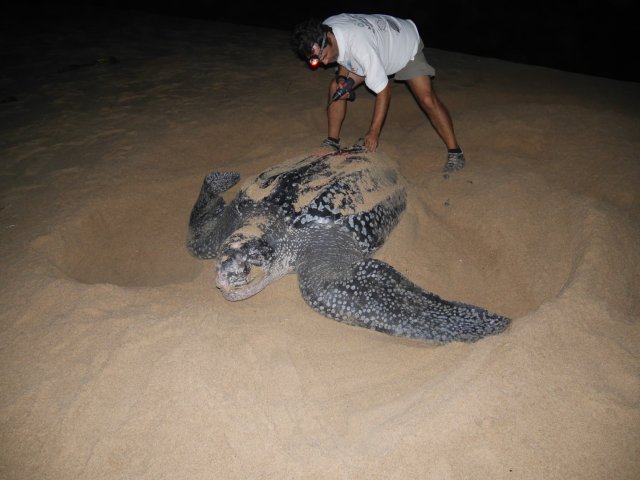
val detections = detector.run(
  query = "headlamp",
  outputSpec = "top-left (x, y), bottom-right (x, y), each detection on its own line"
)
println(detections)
top-left (308, 32), bottom-right (327, 69)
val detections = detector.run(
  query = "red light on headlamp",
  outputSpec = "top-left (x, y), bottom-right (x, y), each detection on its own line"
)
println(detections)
top-left (308, 32), bottom-right (326, 70)
top-left (309, 56), bottom-right (320, 69)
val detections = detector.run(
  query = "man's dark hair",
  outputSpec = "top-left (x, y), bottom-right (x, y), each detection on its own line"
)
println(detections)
top-left (290, 18), bottom-right (332, 60)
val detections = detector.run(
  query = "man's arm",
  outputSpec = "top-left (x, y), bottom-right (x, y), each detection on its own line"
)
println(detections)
top-left (364, 83), bottom-right (391, 152)
top-left (327, 68), bottom-right (364, 143)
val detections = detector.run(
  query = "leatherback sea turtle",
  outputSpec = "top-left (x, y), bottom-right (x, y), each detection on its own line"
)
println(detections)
top-left (186, 146), bottom-right (510, 343)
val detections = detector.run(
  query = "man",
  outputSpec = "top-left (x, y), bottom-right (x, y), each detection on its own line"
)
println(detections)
top-left (291, 13), bottom-right (465, 172)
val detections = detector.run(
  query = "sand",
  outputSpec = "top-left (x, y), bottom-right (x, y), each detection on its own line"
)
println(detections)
top-left (1, 7), bottom-right (639, 479)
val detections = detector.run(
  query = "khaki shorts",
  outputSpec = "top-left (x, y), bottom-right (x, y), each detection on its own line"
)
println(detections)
top-left (394, 40), bottom-right (436, 80)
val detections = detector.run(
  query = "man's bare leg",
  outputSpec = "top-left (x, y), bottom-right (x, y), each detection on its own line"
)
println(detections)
top-left (407, 76), bottom-right (465, 172)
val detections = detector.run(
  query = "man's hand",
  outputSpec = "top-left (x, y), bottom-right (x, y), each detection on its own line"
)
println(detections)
top-left (332, 76), bottom-right (355, 103)
top-left (364, 130), bottom-right (380, 151)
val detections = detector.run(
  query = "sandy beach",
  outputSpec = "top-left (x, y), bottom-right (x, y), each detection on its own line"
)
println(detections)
top-left (1, 7), bottom-right (639, 479)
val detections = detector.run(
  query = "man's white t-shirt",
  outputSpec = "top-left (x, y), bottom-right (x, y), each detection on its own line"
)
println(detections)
top-left (323, 14), bottom-right (421, 94)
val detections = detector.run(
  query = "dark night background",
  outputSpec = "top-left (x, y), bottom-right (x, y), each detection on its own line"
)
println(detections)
top-left (2, 0), bottom-right (637, 83)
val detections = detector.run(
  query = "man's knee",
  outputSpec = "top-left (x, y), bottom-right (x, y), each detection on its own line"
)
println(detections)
top-left (418, 91), bottom-right (439, 112)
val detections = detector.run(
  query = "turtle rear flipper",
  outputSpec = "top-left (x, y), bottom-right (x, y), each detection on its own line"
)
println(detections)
top-left (187, 172), bottom-right (242, 259)
top-left (298, 258), bottom-right (510, 344)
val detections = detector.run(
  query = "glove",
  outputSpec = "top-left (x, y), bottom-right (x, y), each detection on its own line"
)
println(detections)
top-left (332, 76), bottom-right (356, 102)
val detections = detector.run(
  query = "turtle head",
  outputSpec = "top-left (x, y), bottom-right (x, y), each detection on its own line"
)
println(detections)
top-left (215, 232), bottom-right (276, 301)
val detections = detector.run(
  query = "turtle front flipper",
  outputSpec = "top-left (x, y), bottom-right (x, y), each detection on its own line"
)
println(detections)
top-left (187, 172), bottom-right (242, 259)
top-left (298, 258), bottom-right (510, 344)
